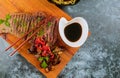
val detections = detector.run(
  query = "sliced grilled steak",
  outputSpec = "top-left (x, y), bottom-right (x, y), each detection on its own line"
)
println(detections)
top-left (10, 13), bottom-right (32, 37)
top-left (42, 16), bottom-right (58, 47)
top-left (9, 12), bottom-right (59, 46)
top-left (9, 12), bottom-right (47, 38)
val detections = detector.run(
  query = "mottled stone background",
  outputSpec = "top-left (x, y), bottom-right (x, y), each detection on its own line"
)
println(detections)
top-left (0, 0), bottom-right (120, 78)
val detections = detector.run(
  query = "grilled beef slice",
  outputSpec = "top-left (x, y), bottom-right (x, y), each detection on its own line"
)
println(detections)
top-left (9, 12), bottom-right (47, 37)
top-left (9, 12), bottom-right (58, 46)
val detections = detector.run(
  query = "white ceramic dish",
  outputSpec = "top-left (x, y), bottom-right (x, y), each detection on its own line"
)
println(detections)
top-left (59, 17), bottom-right (89, 47)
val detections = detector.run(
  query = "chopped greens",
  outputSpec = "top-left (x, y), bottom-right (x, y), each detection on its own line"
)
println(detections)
top-left (0, 14), bottom-right (11, 27)
top-left (6, 14), bottom-right (11, 20)
top-left (31, 23), bottom-right (34, 28)
top-left (22, 22), bottom-right (27, 28)
top-left (44, 57), bottom-right (49, 61)
top-left (38, 56), bottom-right (49, 68)
top-left (47, 22), bottom-right (51, 27)
top-left (38, 57), bottom-right (44, 62)
top-left (5, 21), bottom-right (10, 27)
top-left (38, 29), bottom-right (44, 36)
top-left (41, 60), bottom-right (48, 68)
top-left (0, 19), bottom-right (4, 24)
top-left (37, 17), bottom-right (41, 22)
top-left (13, 18), bottom-right (17, 24)
top-left (2, 28), bottom-right (5, 30)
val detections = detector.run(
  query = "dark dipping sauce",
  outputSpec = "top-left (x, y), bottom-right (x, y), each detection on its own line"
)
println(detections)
top-left (64, 23), bottom-right (82, 42)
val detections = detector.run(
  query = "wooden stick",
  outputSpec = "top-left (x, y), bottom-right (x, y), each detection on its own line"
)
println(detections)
top-left (5, 28), bottom-right (36, 51)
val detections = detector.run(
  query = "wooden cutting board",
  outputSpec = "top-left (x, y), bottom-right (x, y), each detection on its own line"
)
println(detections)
top-left (0, 0), bottom-right (79, 78)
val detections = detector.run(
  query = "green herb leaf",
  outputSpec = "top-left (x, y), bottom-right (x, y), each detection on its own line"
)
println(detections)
top-left (41, 60), bottom-right (48, 68)
top-left (38, 29), bottom-right (44, 36)
top-left (38, 57), bottom-right (44, 62)
top-left (37, 17), bottom-right (41, 22)
top-left (22, 22), bottom-right (27, 28)
top-left (44, 57), bottom-right (49, 61)
top-left (5, 21), bottom-right (10, 27)
top-left (13, 18), bottom-right (17, 24)
top-left (47, 22), bottom-right (51, 27)
top-left (0, 19), bottom-right (4, 25)
top-left (31, 23), bottom-right (34, 27)
top-left (6, 14), bottom-right (11, 20)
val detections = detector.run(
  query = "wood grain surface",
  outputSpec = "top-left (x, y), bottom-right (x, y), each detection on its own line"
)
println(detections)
top-left (0, 0), bottom-right (79, 78)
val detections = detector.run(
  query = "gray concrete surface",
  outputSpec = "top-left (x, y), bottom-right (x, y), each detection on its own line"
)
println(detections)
top-left (0, 0), bottom-right (120, 78)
